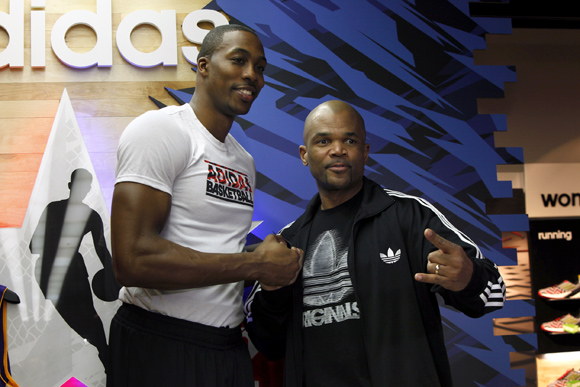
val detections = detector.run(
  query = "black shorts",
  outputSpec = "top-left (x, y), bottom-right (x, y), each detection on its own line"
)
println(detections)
top-left (106, 303), bottom-right (253, 387)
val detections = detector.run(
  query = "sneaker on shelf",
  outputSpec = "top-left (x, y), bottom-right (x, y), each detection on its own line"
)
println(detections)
top-left (538, 278), bottom-right (580, 299)
top-left (563, 323), bottom-right (580, 334)
top-left (569, 287), bottom-right (580, 299)
top-left (565, 370), bottom-right (580, 386)
top-left (569, 275), bottom-right (580, 299)
top-left (541, 313), bottom-right (580, 334)
top-left (548, 369), bottom-right (576, 387)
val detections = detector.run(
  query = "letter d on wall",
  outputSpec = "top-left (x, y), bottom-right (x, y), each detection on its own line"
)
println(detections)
top-left (50, 0), bottom-right (112, 68)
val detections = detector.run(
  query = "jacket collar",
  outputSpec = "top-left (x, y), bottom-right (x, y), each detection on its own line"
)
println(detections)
top-left (298, 177), bottom-right (395, 226)
top-left (358, 177), bottom-right (395, 219)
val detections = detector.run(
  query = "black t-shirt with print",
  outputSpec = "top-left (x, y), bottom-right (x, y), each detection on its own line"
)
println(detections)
top-left (302, 190), bottom-right (370, 387)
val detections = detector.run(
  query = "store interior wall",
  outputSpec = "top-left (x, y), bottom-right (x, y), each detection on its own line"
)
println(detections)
top-left (478, 28), bottom-right (580, 187)
top-left (478, 27), bottom-right (580, 386)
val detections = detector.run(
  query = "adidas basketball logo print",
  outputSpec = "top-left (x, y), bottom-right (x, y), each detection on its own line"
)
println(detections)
top-left (380, 248), bottom-right (401, 264)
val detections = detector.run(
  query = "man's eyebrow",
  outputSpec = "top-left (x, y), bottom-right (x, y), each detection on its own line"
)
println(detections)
top-left (230, 47), bottom-right (267, 64)
top-left (314, 131), bottom-right (359, 136)
top-left (311, 131), bottom-right (360, 139)
top-left (311, 131), bottom-right (330, 138)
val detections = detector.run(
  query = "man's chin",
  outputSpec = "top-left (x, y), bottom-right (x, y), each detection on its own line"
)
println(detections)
top-left (323, 179), bottom-right (351, 191)
top-left (230, 103), bottom-right (253, 116)
top-left (321, 174), bottom-right (366, 193)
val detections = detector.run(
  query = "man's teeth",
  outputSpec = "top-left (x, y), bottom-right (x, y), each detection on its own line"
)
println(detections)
top-left (239, 89), bottom-right (252, 96)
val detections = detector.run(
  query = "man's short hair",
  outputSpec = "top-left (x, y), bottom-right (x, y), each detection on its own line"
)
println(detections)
top-left (197, 24), bottom-right (258, 61)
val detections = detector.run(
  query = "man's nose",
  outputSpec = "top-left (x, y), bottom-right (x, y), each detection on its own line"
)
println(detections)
top-left (243, 64), bottom-right (257, 81)
top-left (330, 142), bottom-right (346, 156)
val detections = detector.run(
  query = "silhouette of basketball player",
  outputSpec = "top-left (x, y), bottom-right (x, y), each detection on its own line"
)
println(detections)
top-left (30, 168), bottom-right (120, 372)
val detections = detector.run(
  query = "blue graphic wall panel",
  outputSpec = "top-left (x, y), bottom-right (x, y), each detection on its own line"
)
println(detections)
top-left (162, 1), bottom-right (530, 385)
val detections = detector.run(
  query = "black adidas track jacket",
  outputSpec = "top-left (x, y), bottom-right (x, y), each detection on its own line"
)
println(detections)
top-left (244, 177), bottom-right (505, 387)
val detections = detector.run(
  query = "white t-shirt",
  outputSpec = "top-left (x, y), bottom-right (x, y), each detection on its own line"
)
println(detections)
top-left (115, 103), bottom-right (255, 327)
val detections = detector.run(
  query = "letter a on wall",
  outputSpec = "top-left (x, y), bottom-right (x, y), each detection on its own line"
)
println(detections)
top-left (0, 89), bottom-right (120, 387)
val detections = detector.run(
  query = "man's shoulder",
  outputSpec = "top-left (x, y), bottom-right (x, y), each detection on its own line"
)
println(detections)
top-left (376, 187), bottom-right (439, 218)
top-left (124, 105), bottom-right (192, 138)
top-left (383, 189), bottom-right (413, 201)
top-left (131, 103), bottom-right (189, 123)
top-left (383, 188), bottom-right (426, 205)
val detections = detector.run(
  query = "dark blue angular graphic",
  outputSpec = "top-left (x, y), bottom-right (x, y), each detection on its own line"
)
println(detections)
top-left (156, 1), bottom-right (529, 384)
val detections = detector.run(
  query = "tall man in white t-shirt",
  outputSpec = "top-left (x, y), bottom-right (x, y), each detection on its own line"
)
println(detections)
top-left (107, 24), bottom-right (303, 387)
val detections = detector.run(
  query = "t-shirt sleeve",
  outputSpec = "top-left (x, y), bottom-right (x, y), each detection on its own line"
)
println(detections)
top-left (115, 110), bottom-right (190, 195)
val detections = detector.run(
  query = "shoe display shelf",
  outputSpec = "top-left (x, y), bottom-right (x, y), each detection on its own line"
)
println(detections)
top-left (529, 218), bottom-right (580, 355)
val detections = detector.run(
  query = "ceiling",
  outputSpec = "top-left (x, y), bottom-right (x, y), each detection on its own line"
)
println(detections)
top-left (469, 0), bottom-right (580, 29)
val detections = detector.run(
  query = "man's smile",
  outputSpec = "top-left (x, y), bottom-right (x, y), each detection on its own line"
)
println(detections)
top-left (235, 86), bottom-right (256, 102)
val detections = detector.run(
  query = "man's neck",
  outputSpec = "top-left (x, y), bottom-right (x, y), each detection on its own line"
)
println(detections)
top-left (189, 97), bottom-right (234, 143)
top-left (319, 184), bottom-right (363, 210)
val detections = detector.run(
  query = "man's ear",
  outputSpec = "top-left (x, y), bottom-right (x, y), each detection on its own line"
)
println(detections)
top-left (197, 57), bottom-right (209, 77)
top-left (363, 143), bottom-right (370, 164)
top-left (299, 145), bottom-right (308, 166)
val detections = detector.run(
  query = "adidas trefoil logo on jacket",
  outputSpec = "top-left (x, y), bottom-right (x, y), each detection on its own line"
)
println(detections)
top-left (380, 248), bottom-right (401, 264)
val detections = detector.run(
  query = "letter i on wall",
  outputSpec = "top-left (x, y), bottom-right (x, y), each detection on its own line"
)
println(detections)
top-left (31, 0), bottom-right (46, 68)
